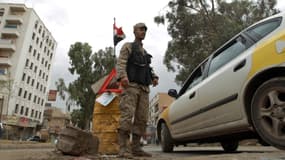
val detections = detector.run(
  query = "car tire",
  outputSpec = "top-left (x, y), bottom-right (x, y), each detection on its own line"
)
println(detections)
top-left (251, 77), bottom-right (285, 150)
top-left (220, 140), bottom-right (239, 152)
top-left (161, 123), bottom-right (174, 152)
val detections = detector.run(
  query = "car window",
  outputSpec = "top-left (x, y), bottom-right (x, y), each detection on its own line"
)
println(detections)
top-left (178, 59), bottom-right (208, 96)
top-left (187, 68), bottom-right (203, 91)
top-left (246, 17), bottom-right (281, 41)
top-left (208, 36), bottom-right (247, 75)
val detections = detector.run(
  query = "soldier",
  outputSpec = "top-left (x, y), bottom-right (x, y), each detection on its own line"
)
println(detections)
top-left (116, 22), bottom-right (159, 158)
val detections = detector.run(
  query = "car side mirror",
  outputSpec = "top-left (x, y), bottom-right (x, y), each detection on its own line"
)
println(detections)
top-left (168, 89), bottom-right (178, 98)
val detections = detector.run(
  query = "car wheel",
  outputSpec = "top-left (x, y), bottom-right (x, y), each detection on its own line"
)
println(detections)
top-left (161, 123), bottom-right (174, 152)
top-left (251, 78), bottom-right (285, 150)
top-left (220, 140), bottom-right (239, 152)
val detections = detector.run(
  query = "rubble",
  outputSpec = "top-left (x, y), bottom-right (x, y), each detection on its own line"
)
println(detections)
top-left (56, 125), bottom-right (99, 156)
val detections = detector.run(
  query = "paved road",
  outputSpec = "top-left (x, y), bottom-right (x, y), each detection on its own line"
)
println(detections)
top-left (0, 144), bottom-right (285, 160)
top-left (145, 145), bottom-right (285, 160)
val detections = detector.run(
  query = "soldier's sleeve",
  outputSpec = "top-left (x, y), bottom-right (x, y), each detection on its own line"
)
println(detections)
top-left (116, 43), bottom-right (131, 81)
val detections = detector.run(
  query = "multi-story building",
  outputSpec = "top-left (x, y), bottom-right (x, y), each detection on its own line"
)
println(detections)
top-left (0, 3), bottom-right (56, 139)
top-left (147, 92), bottom-right (174, 143)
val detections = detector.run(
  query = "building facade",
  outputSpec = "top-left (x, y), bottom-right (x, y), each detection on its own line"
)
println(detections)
top-left (0, 3), bottom-right (56, 139)
top-left (148, 92), bottom-right (174, 143)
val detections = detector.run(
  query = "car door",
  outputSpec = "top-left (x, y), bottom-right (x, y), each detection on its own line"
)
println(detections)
top-left (189, 34), bottom-right (253, 132)
top-left (192, 17), bottom-right (283, 133)
top-left (168, 60), bottom-right (208, 138)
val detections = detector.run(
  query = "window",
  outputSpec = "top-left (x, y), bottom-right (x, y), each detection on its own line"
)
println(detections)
top-left (179, 59), bottom-right (208, 95)
top-left (39, 26), bottom-right (42, 34)
top-left (5, 23), bottom-right (17, 28)
top-left (33, 49), bottom-right (37, 57)
top-left (0, 69), bottom-right (6, 75)
top-left (34, 95), bottom-right (37, 103)
top-left (27, 76), bottom-right (30, 84)
top-left (36, 37), bottom-right (39, 44)
top-left (20, 106), bottom-right (24, 115)
top-left (22, 73), bottom-right (26, 81)
top-left (208, 36), bottom-right (248, 75)
top-left (35, 111), bottom-right (38, 118)
top-left (29, 46), bottom-right (32, 53)
top-left (36, 82), bottom-right (39, 89)
top-left (25, 108), bottom-right (29, 116)
top-left (34, 21), bottom-right (38, 29)
top-left (23, 90), bottom-right (27, 98)
top-left (37, 53), bottom-right (40, 60)
top-left (15, 104), bottom-right (19, 114)
top-left (39, 112), bottom-right (42, 119)
top-left (42, 31), bottom-right (45, 38)
top-left (37, 97), bottom-right (40, 104)
top-left (31, 79), bottom-right (35, 86)
top-left (28, 93), bottom-right (32, 100)
top-left (18, 88), bottom-right (22, 96)
top-left (31, 109), bottom-right (34, 117)
top-left (32, 32), bottom-right (35, 40)
top-left (34, 66), bottom-right (37, 73)
top-left (25, 59), bottom-right (29, 67)
top-left (246, 17), bottom-right (282, 41)
top-left (30, 62), bottom-right (33, 70)
top-left (0, 8), bottom-right (4, 16)
top-left (41, 99), bottom-right (44, 106)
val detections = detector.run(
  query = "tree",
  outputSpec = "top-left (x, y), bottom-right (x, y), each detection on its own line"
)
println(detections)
top-left (154, 0), bottom-right (279, 85)
top-left (56, 42), bottom-right (116, 129)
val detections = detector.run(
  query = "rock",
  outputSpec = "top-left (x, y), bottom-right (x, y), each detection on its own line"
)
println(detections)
top-left (56, 125), bottom-right (99, 156)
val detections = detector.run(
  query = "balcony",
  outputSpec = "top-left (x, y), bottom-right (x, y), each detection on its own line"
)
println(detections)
top-left (6, 15), bottom-right (23, 24)
top-left (0, 57), bottom-right (12, 66)
top-left (10, 5), bottom-right (26, 12)
top-left (0, 39), bottom-right (16, 52)
top-left (1, 27), bottom-right (20, 38)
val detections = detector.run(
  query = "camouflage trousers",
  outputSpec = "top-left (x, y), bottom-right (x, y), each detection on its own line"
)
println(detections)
top-left (118, 85), bottom-right (149, 136)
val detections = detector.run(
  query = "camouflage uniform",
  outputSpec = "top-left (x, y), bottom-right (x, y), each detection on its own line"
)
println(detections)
top-left (117, 31), bottom-right (157, 157)
top-left (117, 42), bottom-right (151, 135)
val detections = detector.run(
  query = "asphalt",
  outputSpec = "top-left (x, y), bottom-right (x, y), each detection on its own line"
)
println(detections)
top-left (0, 140), bottom-right (55, 149)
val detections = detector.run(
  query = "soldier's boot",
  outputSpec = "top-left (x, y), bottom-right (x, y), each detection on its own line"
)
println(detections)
top-left (131, 134), bottom-right (152, 157)
top-left (117, 130), bottom-right (133, 159)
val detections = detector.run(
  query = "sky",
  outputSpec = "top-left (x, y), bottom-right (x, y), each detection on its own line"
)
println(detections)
top-left (2, 0), bottom-right (285, 112)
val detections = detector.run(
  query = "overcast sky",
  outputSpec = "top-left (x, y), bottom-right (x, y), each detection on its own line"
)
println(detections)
top-left (2, 0), bottom-right (285, 111)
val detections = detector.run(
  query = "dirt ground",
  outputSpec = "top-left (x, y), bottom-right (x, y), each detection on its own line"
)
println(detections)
top-left (1, 146), bottom-right (285, 160)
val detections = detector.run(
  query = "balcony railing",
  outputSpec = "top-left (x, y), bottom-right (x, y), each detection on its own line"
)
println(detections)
top-left (0, 39), bottom-right (16, 52)
top-left (10, 5), bottom-right (26, 12)
top-left (6, 15), bottom-right (23, 24)
top-left (0, 57), bottom-right (12, 66)
top-left (1, 27), bottom-right (20, 38)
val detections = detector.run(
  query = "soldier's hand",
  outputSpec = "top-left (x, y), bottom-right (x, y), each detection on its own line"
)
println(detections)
top-left (121, 77), bottom-right (129, 88)
top-left (152, 78), bottom-right (158, 87)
